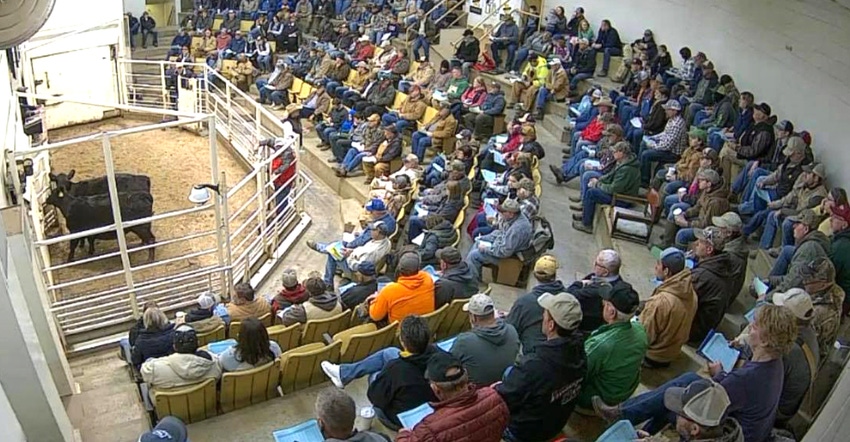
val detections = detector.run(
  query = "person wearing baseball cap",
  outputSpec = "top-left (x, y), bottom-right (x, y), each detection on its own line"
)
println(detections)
top-left (721, 100), bottom-right (774, 181)
top-left (688, 227), bottom-right (737, 344)
top-left (632, 380), bottom-right (742, 441)
top-left (639, 247), bottom-right (697, 367)
top-left (307, 196), bottom-right (396, 258)
top-left (569, 37), bottom-right (596, 93)
top-left (599, 303), bottom-right (796, 442)
top-left (396, 352), bottom-right (510, 441)
top-left (639, 97), bottom-right (688, 183)
top-left (572, 140), bottom-right (640, 234)
top-left (447, 293), bottom-right (520, 385)
top-left (505, 255), bottom-right (568, 354)
top-left (829, 198), bottom-right (850, 314)
top-left (756, 161), bottom-right (827, 256)
top-left (466, 198), bottom-right (533, 282)
top-left (495, 292), bottom-right (587, 442)
top-left (432, 246), bottom-right (478, 309)
top-left (139, 416), bottom-right (189, 442)
top-left (183, 291), bottom-right (224, 335)
top-left (799, 257), bottom-right (843, 360)
top-left (464, 81), bottom-right (506, 141)
top-left (140, 324), bottom-right (222, 389)
top-left (320, 219), bottom-right (392, 289)
top-left (661, 167), bottom-right (728, 248)
top-left (271, 269), bottom-right (308, 315)
top-left (767, 209), bottom-right (831, 293)
top-left (577, 279), bottom-right (647, 411)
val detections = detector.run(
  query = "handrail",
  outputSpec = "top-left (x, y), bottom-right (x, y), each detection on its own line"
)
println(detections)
top-left (450, 0), bottom-right (513, 47)
top-left (435, 1), bottom-right (466, 29)
top-left (405, 2), bottom-right (446, 33)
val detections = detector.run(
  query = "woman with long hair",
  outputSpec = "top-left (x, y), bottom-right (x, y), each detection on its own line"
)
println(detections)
top-left (218, 318), bottom-right (281, 372)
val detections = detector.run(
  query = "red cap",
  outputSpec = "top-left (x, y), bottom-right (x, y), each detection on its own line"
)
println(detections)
top-left (832, 204), bottom-right (850, 225)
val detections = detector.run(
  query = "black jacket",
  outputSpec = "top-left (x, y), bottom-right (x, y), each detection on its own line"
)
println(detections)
top-left (434, 262), bottom-right (478, 308)
top-left (340, 280), bottom-right (378, 310)
top-left (573, 48), bottom-right (597, 75)
top-left (567, 275), bottom-right (637, 334)
top-left (495, 333), bottom-right (587, 442)
top-left (419, 219), bottom-right (457, 266)
top-left (367, 345), bottom-right (444, 427)
top-left (689, 252), bottom-right (736, 344)
top-left (131, 323), bottom-right (176, 367)
top-left (185, 307), bottom-right (214, 323)
top-left (643, 100), bottom-right (668, 135)
top-left (737, 117), bottom-right (777, 161)
top-left (506, 280), bottom-right (567, 354)
top-left (455, 38), bottom-right (480, 63)
top-left (595, 27), bottom-right (622, 50)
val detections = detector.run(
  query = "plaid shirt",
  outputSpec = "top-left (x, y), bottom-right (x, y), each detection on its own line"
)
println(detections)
top-left (657, 115), bottom-right (688, 155)
top-left (681, 58), bottom-right (697, 82)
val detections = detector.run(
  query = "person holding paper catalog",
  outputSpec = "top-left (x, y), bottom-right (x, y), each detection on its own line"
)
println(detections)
top-left (396, 352), bottom-right (510, 442)
top-left (638, 247), bottom-right (697, 368)
top-left (319, 221), bottom-right (391, 288)
top-left (595, 304), bottom-right (795, 442)
top-left (465, 199), bottom-right (533, 282)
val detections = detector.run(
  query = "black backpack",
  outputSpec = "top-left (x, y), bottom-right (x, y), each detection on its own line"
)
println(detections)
top-left (516, 215), bottom-right (554, 264)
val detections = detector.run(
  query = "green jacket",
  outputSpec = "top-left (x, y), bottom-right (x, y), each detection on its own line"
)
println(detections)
top-left (577, 320), bottom-right (648, 408)
top-left (598, 155), bottom-right (640, 196)
top-left (831, 229), bottom-right (850, 298)
top-left (445, 77), bottom-right (470, 100)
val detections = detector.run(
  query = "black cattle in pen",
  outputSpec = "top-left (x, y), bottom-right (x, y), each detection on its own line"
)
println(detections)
top-left (49, 169), bottom-right (151, 196)
top-left (48, 169), bottom-right (152, 253)
top-left (46, 188), bottom-right (156, 262)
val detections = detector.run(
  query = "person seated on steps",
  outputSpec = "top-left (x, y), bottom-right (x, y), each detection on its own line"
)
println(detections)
top-left (570, 141), bottom-right (640, 234)
top-left (533, 59), bottom-right (568, 119)
top-left (361, 125), bottom-right (402, 185)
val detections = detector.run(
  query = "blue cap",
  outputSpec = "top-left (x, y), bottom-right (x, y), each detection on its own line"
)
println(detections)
top-left (659, 247), bottom-right (686, 273)
top-left (365, 198), bottom-right (386, 212)
top-left (139, 417), bottom-right (188, 442)
top-left (356, 261), bottom-right (376, 276)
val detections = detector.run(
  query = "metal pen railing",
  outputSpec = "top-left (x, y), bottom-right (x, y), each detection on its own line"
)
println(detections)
top-left (450, 0), bottom-right (513, 48)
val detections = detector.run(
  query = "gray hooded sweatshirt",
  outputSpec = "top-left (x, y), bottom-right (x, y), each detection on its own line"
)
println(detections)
top-left (451, 319), bottom-right (520, 385)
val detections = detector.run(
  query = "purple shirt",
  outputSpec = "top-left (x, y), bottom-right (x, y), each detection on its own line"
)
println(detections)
top-left (713, 358), bottom-right (783, 442)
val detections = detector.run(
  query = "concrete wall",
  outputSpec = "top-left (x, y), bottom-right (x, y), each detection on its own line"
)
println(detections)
top-left (0, 384), bottom-right (25, 442)
top-left (546, 0), bottom-right (850, 188)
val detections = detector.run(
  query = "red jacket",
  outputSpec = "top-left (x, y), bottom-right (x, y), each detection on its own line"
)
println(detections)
top-left (272, 157), bottom-right (297, 188)
top-left (461, 87), bottom-right (487, 107)
top-left (396, 386), bottom-right (509, 442)
top-left (500, 128), bottom-right (523, 154)
top-left (580, 116), bottom-right (605, 143)
top-left (353, 42), bottom-right (375, 61)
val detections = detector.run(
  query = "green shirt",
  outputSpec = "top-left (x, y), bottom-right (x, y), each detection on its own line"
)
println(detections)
top-left (445, 77), bottom-right (469, 100)
top-left (577, 320), bottom-right (648, 409)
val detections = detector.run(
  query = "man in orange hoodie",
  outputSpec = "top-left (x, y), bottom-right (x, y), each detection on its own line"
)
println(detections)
top-left (367, 252), bottom-right (435, 324)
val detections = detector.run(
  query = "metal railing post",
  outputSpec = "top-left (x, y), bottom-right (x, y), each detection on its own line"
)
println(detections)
top-left (219, 171), bottom-right (234, 285)
top-left (207, 115), bottom-right (229, 299)
top-left (100, 134), bottom-right (140, 318)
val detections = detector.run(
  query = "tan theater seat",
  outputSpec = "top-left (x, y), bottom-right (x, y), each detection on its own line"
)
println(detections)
top-left (219, 359), bottom-right (280, 413)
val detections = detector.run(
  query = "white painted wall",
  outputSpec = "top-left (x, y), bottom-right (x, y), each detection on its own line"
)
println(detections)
top-left (546, 0), bottom-right (850, 188)
top-left (123, 0), bottom-right (148, 16)
top-left (18, 0), bottom-right (125, 128)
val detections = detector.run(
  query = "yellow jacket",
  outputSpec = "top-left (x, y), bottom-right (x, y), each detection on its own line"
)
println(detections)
top-left (522, 58), bottom-right (549, 87)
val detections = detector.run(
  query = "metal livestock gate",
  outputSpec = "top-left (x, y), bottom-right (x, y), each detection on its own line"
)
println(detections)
top-left (11, 61), bottom-right (312, 350)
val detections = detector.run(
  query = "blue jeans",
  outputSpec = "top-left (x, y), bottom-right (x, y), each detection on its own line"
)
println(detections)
top-left (424, 155), bottom-right (446, 187)
top-left (316, 123), bottom-right (337, 144)
top-left (694, 109), bottom-right (711, 126)
top-left (562, 150), bottom-right (589, 180)
top-left (490, 41), bottom-right (517, 69)
top-left (129, 23), bottom-right (140, 48)
top-left (381, 113), bottom-right (416, 133)
top-left (769, 245), bottom-right (796, 278)
top-left (335, 0), bottom-right (351, 16)
top-left (535, 86), bottom-right (551, 110)
top-left (270, 90), bottom-right (287, 105)
top-left (398, 81), bottom-right (413, 93)
top-left (582, 187), bottom-right (613, 227)
top-left (342, 148), bottom-right (367, 172)
top-left (639, 149), bottom-right (680, 184)
top-left (512, 47), bottom-right (531, 72)
top-left (760, 211), bottom-right (795, 249)
top-left (620, 371), bottom-right (702, 434)
top-left (570, 73), bottom-right (592, 90)
top-left (601, 47), bottom-right (623, 72)
top-left (256, 79), bottom-right (273, 103)
top-left (412, 36), bottom-right (430, 59)
top-left (743, 208), bottom-right (771, 237)
top-left (257, 54), bottom-right (272, 72)
top-left (326, 81), bottom-right (343, 97)
top-left (411, 131), bottom-right (432, 161)
top-left (408, 215), bottom-right (426, 242)
top-left (119, 337), bottom-right (132, 363)
top-left (324, 253), bottom-right (352, 286)
top-left (472, 212), bottom-right (494, 239)
top-left (580, 170), bottom-right (603, 198)
top-left (466, 243), bottom-right (501, 281)
top-left (339, 347), bottom-right (401, 385)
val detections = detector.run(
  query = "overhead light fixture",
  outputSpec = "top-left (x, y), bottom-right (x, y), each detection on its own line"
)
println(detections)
top-left (188, 184), bottom-right (220, 204)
